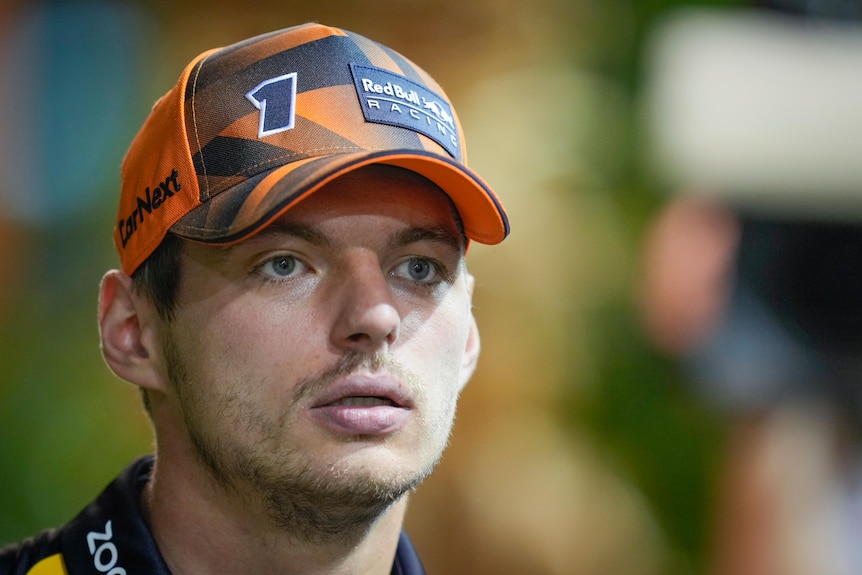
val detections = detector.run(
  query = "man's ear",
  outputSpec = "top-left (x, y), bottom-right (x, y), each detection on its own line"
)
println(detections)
top-left (459, 315), bottom-right (481, 391)
top-left (458, 272), bottom-right (480, 391)
top-left (98, 270), bottom-right (168, 393)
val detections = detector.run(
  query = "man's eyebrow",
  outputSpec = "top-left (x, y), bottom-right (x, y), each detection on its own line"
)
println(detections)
top-left (209, 222), bottom-right (331, 264)
top-left (246, 221), bottom-right (333, 248)
top-left (389, 226), bottom-right (465, 254)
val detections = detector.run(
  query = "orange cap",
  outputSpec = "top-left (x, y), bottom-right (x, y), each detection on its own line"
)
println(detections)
top-left (115, 23), bottom-right (509, 275)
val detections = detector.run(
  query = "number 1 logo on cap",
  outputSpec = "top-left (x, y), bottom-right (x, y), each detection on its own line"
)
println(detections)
top-left (246, 72), bottom-right (298, 138)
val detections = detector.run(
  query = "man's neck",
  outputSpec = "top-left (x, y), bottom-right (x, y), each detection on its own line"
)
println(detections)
top-left (141, 454), bottom-right (408, 575)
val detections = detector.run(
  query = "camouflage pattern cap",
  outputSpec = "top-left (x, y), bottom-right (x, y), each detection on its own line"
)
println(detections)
top-left (115, 23), bottom-right (509, 275)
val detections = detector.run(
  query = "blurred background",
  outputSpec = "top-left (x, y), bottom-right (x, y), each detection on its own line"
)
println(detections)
top-left (3, 0), bottom-right (862, 574)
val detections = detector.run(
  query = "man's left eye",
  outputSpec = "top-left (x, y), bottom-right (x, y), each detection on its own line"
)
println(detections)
top-left (394, 258), bottom-right (439, 282)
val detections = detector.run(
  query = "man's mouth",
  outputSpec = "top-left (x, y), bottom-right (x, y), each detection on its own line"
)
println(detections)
top-left (329, 396), bottom-right (400, 407)
top-left (309, 376), bottom-right (413, 436)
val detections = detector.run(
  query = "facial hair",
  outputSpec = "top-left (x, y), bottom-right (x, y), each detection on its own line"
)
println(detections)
top-left (161, 333), bottom-right (452, 544)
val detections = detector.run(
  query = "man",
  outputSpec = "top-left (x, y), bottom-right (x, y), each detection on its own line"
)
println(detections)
top-left (0, 23), bottom-right (508, 574)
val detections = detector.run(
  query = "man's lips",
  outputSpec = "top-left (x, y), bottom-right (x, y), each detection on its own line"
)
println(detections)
top-left (309, 376), bottom-right (414, 435)
top-left (312, 375), bottom-right (414, 408)
top-left (327, 396), bottom-right (398, 407)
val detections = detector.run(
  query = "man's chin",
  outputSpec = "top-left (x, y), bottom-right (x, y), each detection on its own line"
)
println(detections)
top-left (256, 469), bottom-right (418, 540)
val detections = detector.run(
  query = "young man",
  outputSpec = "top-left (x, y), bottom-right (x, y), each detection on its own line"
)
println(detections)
top-left (0, 23), bottom-right (508, 574)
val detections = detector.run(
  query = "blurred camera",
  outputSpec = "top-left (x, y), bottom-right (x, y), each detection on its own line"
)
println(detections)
top-left (736, 216), bottom-right (862, 359)
top-left (642, 8), bottom-right (862, 413)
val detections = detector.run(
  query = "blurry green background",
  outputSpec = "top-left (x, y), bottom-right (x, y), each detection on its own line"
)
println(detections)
top-left (0, 1), bottom-right (743, 573)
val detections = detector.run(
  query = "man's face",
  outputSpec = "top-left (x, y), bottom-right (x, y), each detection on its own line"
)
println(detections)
top-left (156, 165), bottom-right (476, 532)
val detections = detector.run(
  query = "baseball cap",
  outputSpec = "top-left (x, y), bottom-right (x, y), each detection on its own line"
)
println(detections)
top-left (115, 23), bottom-right (509, 275)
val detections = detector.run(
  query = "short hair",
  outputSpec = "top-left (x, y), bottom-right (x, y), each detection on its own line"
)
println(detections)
top-left (130, 234), bottom-right (183, 415)
top-left (131, 232), bottom-right (183, 324)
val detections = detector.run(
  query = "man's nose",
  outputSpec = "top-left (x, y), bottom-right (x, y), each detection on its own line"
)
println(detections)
top-left (329, 255), bottom-right (401, 354)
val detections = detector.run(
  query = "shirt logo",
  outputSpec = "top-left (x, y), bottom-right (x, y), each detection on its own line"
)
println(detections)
top-left (350, 64), bottom-right (460, 160)
top-left (246, 73), bottom-right (298, 138)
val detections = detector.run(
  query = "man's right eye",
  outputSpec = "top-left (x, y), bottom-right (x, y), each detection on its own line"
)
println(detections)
top-left (258, 255), bottom-right (307, 280)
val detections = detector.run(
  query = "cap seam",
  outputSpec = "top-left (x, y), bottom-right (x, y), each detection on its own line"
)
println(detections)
top-left (189, 53), bottom-right (214, 200)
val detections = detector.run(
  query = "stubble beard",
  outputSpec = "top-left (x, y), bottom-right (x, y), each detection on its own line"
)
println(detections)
top-left (161, 334), bottom-right (450, 545)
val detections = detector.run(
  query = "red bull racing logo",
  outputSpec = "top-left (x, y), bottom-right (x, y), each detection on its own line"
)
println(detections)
top-left (350, 63), bottom-right (460, 160)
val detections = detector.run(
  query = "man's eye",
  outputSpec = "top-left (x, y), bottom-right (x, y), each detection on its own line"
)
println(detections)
top-left (259, 255), bottom-right (306, 279)
top-left (394, 258), bottom-right (439, 283)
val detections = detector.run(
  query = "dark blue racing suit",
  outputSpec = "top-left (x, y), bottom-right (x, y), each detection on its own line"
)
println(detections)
top-left (0, 456), bottom-right (426, 575)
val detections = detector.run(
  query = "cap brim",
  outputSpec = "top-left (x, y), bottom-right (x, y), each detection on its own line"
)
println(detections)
top-left (170, 150), bottom-right (509, 246)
